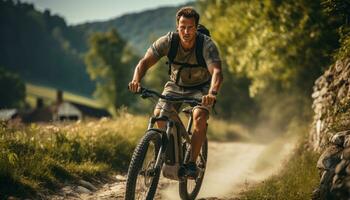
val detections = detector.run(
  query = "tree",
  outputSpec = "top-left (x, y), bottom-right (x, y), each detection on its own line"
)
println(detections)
top-left (0, 67), bottom-right (25, 108)
top-left (199, 0), bottom-right (340, 132)
top-left (85, 29), bottom-right (138, 115)
top-left (0, 0), bottom-right (95, 96)
top-left (322, 0), bottom-right (350, 59)
top-left (201, 0), bottom-right (338, 96)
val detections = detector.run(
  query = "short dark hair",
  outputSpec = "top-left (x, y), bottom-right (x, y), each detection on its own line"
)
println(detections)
top-left (176, 7), bottom-right (200, 26)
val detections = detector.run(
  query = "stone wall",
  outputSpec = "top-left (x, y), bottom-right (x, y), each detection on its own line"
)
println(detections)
top-left (310, 58), bottom-right (350, 199)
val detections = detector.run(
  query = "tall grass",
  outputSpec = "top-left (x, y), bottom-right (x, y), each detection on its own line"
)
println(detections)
top-left (0, 109), bottom-right (248, 198)
top-left (238, 122), bottom-right (320, 200)
top-left (0, 112), bottom-right (147, 198)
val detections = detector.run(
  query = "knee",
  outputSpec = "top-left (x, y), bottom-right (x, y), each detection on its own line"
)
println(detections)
top-left (153, 108), bottom-right (161, 117)
top-left (193, 109), bottom-right (208, 124)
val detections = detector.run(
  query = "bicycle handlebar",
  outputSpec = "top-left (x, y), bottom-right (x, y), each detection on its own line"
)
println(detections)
top-left (137, 87), bottom-right (202, 106)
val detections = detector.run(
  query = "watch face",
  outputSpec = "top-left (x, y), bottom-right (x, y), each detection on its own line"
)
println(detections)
top-left (211, 91), bottom-right (218, 95)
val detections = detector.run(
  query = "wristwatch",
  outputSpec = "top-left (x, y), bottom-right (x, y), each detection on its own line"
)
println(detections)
top-left (210, 91), bottom-right (218, 96)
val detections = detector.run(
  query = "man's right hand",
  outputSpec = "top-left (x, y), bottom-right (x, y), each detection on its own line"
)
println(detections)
top-left (128, 81), bottom-right (141, 93)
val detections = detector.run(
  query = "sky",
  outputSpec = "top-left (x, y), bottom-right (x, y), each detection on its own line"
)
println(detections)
top-left (21, 0), bottom-right (192, 25)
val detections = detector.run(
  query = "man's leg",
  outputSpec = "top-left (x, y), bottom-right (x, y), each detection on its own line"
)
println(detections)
top-left (153, 108), bottom-right (166, 129)
top-left (190, 108), bottom-right (208, 162)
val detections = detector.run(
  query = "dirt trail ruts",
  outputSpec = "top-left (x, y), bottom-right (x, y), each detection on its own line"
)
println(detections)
top-left (49, 141), bottom-right (295, 200)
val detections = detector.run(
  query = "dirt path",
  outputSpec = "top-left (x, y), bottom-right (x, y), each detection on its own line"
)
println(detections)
top-left (50, 140), bottom-right (295, 199)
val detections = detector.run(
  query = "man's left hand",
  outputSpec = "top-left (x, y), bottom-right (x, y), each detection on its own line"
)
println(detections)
top-left (202, 94), bottom-right (216, 107)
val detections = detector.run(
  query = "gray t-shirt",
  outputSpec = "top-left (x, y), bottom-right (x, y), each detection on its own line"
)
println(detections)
top-left (150, 32), bottom-right (221, 66)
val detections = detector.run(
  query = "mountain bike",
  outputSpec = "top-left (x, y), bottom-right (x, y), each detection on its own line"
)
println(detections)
top-left (125, 87), bottom-right (208, 200)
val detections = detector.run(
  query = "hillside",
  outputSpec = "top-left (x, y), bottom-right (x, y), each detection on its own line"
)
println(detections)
top-left (72, 2), bottom-right (194, 55)
top-left (0, 0), bottom-right (194, 99)
top-left (0, 0), bottom-right (95, 97)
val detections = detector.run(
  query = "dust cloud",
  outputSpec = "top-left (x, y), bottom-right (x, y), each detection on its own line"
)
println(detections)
top-left (159, 136), bottom-right (298, 199)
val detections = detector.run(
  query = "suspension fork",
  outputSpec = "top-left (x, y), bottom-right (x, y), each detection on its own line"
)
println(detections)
top-left (147, 116), bottom-right (175, 169)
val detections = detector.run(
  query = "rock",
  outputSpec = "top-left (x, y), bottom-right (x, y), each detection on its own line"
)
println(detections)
top-left (317, 145), bottom-right (342, 170)
top-left (58, 186), bottom-right (80, 198)
top-left (76, 186), bottom-right (92, 194)
top-left (78, 179), bottom-right (97, 191)
top-left (338, 85), bottom-right (348, 99)
top-left (342, 148), bottom-right (350, 160)
top-left (345, 176), bottom-right (350, 188)
top-left (334, 78), bottom-right (346, 88)
top-left (335, 60), bottom-right (344, 72)
top-left (332, 174), bottom-right (343, 189)
top-left (116, 175), bottom-right (126, 181)
top-left (320, 170), bottom-right (331, 185)
top-left (61, 185), bottom-right (72, 192)
top-left (331, 131), bottom-right (350, 147)
top-left (311, 58), bottom-right (350, 200)
top-left (315, 76), bottom-right (326, 86)
top-left (346, 163), bottom-right (350, 175)
top-left (335, 160), bottom-right (349, 175)
top-left (311, 188), bottom-right (321, 200)
top-left (319, 87), bottom-right (328, 97)
top-left (319, 170), bottom-right (335, 199)
top-left (312, 91), bottom-right (321, 99)
top-left (344, 135), bottom-right (350, 148)
top-left (341, 69), bottom-right (350, 81)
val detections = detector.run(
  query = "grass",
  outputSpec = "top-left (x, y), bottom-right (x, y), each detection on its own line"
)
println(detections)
top-left (0, 111), bottom-right (147, 198)
top-left (238, 127), bottom-right (320, 200)
top-left (207, 118), bottom-right (252, 142)
top-left (0, 106), bottom-right (252, 198)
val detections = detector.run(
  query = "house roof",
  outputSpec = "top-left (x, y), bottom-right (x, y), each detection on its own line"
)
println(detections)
top-left (57, 102), bottom-right (82, 116)
top-left (0, 109), bottom-right (18, 121)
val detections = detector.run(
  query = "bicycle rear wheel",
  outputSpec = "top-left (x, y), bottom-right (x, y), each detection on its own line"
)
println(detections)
top-left (179, 138), bottom-right (208, 200)
top-left (125, 130), bottom-right (162, 200)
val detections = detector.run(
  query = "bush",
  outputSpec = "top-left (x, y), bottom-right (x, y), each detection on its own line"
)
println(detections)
top-left (0, 113), bottom-right (147, 198)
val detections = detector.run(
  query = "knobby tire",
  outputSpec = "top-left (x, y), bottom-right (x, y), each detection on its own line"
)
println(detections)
top-left (125, 130), bottom-right (162, 200)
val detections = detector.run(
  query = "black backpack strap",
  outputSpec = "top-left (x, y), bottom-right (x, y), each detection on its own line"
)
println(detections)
top-left (195, 33), bottom-right (207, 68)
top-left (167, 32), bottom-right (180, 62)
top-left (166, 32), bottom-right (180, 74)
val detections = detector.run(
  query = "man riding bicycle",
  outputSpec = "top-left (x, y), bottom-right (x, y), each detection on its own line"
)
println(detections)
top-left (128, 6), bottom-right (223, 179)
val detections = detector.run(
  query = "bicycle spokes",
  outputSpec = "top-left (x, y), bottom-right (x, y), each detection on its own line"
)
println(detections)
top-left (135, 141), bottom-right (157, 199)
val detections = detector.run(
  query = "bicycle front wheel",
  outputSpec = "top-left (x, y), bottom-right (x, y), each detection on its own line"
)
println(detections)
top-left (179, 138), bottom-right (208, 200)
top-left (125, 130), bottom-right (162, 200)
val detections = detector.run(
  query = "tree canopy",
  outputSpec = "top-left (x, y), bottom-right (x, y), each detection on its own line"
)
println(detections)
top-left (199, 0), bottom-right (341, 131)
top-left (0, 0), bottom-right (94, 96)
top-left (0, 67), bottom-right (25, 109)
top-left (85, 29), bottom-right (138, 115)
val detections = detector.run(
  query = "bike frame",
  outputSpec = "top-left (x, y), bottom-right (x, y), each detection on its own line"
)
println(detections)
top-left (146, 109), bottom-right (193, 180)
top-left (125, 87), bottom-right (209, 200)
top-left (135, 87), bottom-right (207, 181)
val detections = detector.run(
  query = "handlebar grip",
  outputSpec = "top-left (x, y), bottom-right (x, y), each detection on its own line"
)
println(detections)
top-left (127, 84), bottom-right (144, 94)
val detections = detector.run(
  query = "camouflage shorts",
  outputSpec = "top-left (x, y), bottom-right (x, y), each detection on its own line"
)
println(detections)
top-left (155, 81), bottom-right (211, 118)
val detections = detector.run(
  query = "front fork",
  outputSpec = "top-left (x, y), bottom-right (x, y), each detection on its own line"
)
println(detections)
top-left (147, 116), bottom-right (174, 171)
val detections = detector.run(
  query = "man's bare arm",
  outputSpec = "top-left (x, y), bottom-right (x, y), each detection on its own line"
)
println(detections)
top-left (208, 62), bottom-right (223, 94)
top-left (132, 48), bottom-right (159, 82)
top-left (202, 62), bottom-right (223, 106)
top-left (129, 48), bottom-right (159, 92)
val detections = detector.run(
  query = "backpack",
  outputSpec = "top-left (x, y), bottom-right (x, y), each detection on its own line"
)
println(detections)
top-left (166, 24), bottom-right (211, 88)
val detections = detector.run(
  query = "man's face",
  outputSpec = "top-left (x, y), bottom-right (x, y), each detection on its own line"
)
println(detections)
top-left (177, 16), bottom-right (197, 45)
